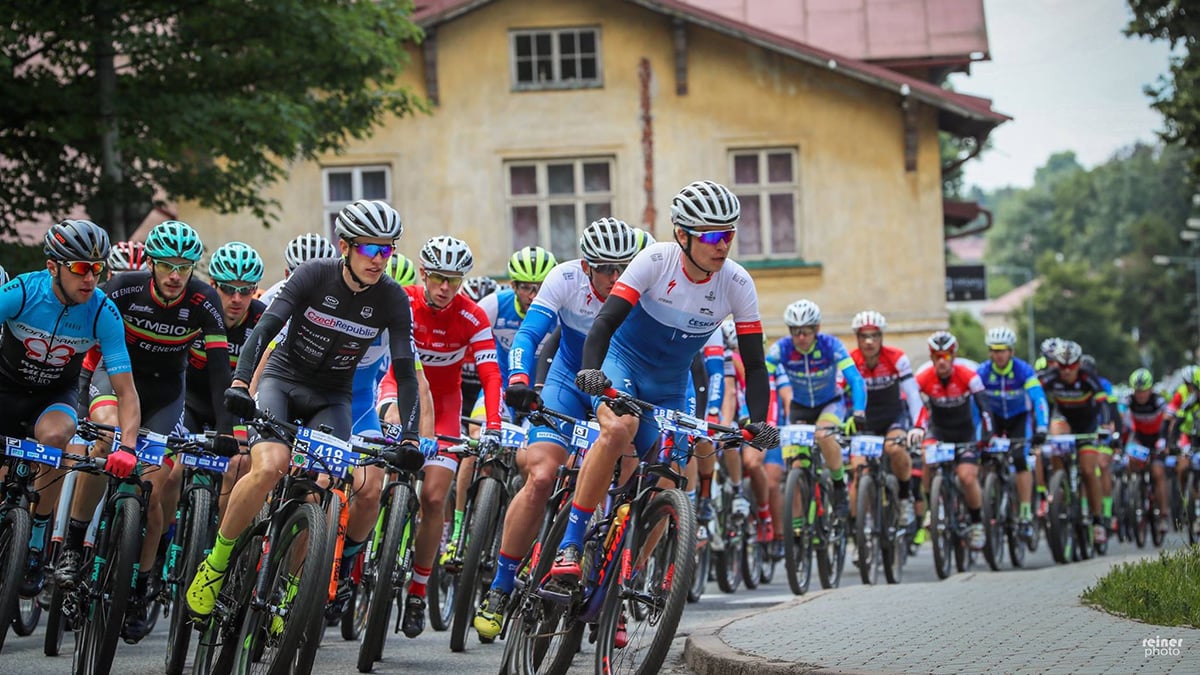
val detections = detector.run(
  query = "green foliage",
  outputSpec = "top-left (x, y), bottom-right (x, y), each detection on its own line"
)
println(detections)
top-left (1082, 545), bottom-right (1200, 628)
top-left (0, 1), bottom-right (425, 237)
top-left (948, 310), bottom-right (987, 362)
top-left (1126, 0), bottom-right (1200, 180)
top-left (0, 241), bottom-right (45, 277)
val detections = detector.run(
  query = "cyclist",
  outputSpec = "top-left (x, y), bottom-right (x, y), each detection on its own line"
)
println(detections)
top-left (108, 240), bottom-right (149, 274)
top-left (186, 199), bottom-right (423, 620)
top-left (472, 219), bottom-right (638, 638)
top-left (770, 299), bottom-right (867, 518)
top-left (375, 234), bottom-right (505, 638)
top-left (63, 220), bottom-right (240, 641)
top-left (912, 331), bottom-right (993, 551)
top-left (1038, 339), bottom-right (1111, 545)
top-left (848, 310), bottom-right (923, 526)
top-left (2, 221), bottom-right (141, 596)
top-left (1123, 368), bottom-right (1172, 537)
top-left (258, 232), bottom-right (339, 306)
top-left (976, 326), bottom-right (1049, 542)
top-left (551, 180), bottom-right (779, 585)
top-left (458, 276), bottom-right (499, 419)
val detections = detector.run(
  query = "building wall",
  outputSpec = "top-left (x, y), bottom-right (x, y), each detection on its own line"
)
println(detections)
top-left (178, 0), bottom-right (950, 358)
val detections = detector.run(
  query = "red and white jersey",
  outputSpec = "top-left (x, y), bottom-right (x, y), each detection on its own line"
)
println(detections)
top-left (915, 362), bottom-right (984, 434)
top-left (852, 345), bottom-right (923, 424)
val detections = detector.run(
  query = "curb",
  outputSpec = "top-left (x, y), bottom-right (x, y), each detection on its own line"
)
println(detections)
top-left (682, 591), bottom-right (888, 675)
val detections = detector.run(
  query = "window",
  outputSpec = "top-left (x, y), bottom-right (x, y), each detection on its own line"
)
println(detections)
top-left (511, 28), bottom-right (601, 90)
top-left (323, 166), bottom-right (390, 237)
top-left (729, 149), bottom-right (799, 258)
top-left (506, 158), bottom-right (614, 261)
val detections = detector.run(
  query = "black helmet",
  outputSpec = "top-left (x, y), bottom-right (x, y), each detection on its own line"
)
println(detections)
top-left (44, 220), bottom-right (111, 262)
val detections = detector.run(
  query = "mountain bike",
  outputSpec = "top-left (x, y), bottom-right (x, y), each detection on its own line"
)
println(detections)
top-left (1042, 433), bottom-right (1104, 565)
top-left (780, 423), bottom-right (846, 594)
top-left (850, 434), bottom-right (907, 585)
top-left (925, 440), bottom-right (979, 580)
top-left (979, 436), bottom-right (1030, 571)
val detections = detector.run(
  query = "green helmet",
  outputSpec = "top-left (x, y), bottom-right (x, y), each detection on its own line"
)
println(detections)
top-left (633, 227), bottom-right (657, 252)
top-left (508, 246), bottom-right (557, 283)
top-left (145, 220), bottom-right (204, 262)
top-left (209, 242), bottom-right (264, 283)
top-left (1129, 368), bottom-right (1153, 391)
top-left (386, 253), bottom-right (418, 286)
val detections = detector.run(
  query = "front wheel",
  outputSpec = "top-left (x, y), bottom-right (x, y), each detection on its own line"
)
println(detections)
top-left (929, 474), bottom-right (953, 580)
top-left (0, 506), bottom-right (32, 652)
top-left (357, 482), bottom-right (413, 672)
top-left (166, 487), bottom-right (216, 675)
top-left (1005, 478), bottom-right (1026, 569)
top-left (854, 474), bottom-right (880, 585)
top-left (782, 468), bottom-right (812, 595)
top-left (1046, 470), bottom-right (1073, 564)
top-left (73, 496), bottom-right (140, 675)
top-left (594, 489), bottom-right (695, 675)
top-left (688, 540), bottom-right (709, 603)
top-left (981, 472), bottom-right (1004, 572)
top-left (880, 474), bottom-right (905, 584)
top-left (450, 477), bottom-right (502, 652)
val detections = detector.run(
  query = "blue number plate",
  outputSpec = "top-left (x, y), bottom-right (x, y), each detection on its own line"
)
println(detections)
top-left (293, 426), bottom-right (359, 478)
top-left (4, 437), bottom-right (62, 468)
top-left (924, 443), bottom-right (956, 464)
top-left (180, 453), bottom-right (231, 473)
top-left (571, 420), bottom-right (601, 452)
top-left (1126, 443), bottom-right (1151, 462)
top-left (1046, 435), bottom-right (1076, 457)
top-left (850, 435), bottom-right (885, 459)
top-left (1165, 454), bottom-right (1178, 469)
top-left (501, 421), bottom-right (528, 449)
top-left (136, 432), bottom-right (168, 466)
top-left (780, 424), bottom-right (815, 448)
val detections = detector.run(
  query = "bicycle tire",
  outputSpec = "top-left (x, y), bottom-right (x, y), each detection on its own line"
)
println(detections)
top-left (428, 557), bottom-right (455, 632)
top-left (450, 477), bottom-right (501, 652)
top-left (714, 490), bottom-right (743, 594)
top-left (1004, 478), bottom-right (1026, 569)
top-left (855, 474), bottom-right (879, 585)
top-left (512, 504), bottom-right (583, 675)
top-left (1130, 475), bottom-right (1147, 548)
top-left (740, 511), bottom-right (763, 590)
top-left (340, 566), bottom-right (367, 641)
top-left (930, 474), bottom-right (952, 579)
top-left (1046, 470), bottom-right (1071, 563)
top-left (981, 472), bottom-right (1003, 572)
top-left (43, 579), bottom-right (67, 656)
top-left (880, 474), bottom-right (904, 584)
top-left (0, 507), bottom-right (31, 652)
top-left (952, 480), bottom-right (970, 574)
top-left (13, 594), bottom-right (41, 636)
top-left (234, 501), bottom-right (327, 675)
top-left (594, 489), bottom-right (695, 675)
top-left (294, 492), bottom-right (342, 675)
top-left (687, 543), bottom-right (709, 603)
top-left (782, 468), bottom-right (812, 595)
top-left (166, 486), bottom-right (215, 675)
top-left (74, 496), bottom-right (140, 675)
top-left (358, 481), bottom-right (413, 671)
top-left (196, 531), bottom-right (264, 675)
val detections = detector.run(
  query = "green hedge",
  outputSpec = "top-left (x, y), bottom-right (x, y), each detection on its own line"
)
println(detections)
top-left (0, 240), bottom-right (46, 277)
top-left (1082, 546), bottom-right (1200, 627)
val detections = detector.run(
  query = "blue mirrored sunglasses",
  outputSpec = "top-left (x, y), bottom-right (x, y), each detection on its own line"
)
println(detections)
top-left (354, 243), bottom-right (394, 259)
top-left (681, 227), bottom-right (735, 245)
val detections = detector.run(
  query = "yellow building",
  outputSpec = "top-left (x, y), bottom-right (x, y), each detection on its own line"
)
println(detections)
top-left (180, 0), bottom-right (1006, 357)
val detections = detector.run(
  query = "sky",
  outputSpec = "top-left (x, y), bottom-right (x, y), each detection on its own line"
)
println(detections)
top-left (949, 0), bottom-right (1176, 191)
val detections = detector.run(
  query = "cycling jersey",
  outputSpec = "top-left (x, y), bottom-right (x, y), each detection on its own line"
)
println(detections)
top-left (1039, 368), bottom-right (1109, 432)
top-left (976, 356), bottom-right (1049, 429)
top-left (701, 330), bottom-right (725, 419)
top-left (915, 363), bottom-right (989, 442)
top-left (769, 334), bottom-right (866, 412)
top-left (0, 270), bottom-right (131, 390)
top-left (477, 288), bottom-right (525, 383)
top-left (236, 258), bottom-right (420, 440)
top-left (851, 344), bottom-right (922, 431)
top-left (1123, 391), bottom-right (1168, 442)
top-left (185, 299), bottom-right (265, 428)
top-left (258, 277), bottom-right (286, 308)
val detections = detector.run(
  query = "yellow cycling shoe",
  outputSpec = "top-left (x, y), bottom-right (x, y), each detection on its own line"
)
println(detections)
top-left (186, 559), bottom-right (227, 618)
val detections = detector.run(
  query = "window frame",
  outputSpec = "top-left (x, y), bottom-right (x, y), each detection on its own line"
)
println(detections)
top-left (728, 148), bottom-right (800, 260)
top-left (509, 26), bottom-right (603, 91)
top-left (322, 165), bottom-right (392, 239)
top-left (505, 157), bottom-right (616, 259)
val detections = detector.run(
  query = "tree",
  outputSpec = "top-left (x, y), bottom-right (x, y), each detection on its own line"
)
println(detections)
top-left (1126, 0), bottom-right (1200, 180)
top-left (0, 1), bottom-right (424, 239)
top-left (948, 310), bottom-right (987, 363)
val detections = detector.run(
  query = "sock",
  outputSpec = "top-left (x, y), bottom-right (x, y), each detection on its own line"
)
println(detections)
top-left (1102, 496), bottom-right (1113, 519)
top-left (699, 474), bottom-right (713, 498)
top-left (408, 564), bottom-right (432, 598)
top-left (969, 508), bottom-right (982, 524)
top-left (341, 536), bottom-right (366, 575)
top-left (66, 518), bottom-right (89, 552)
top-left (560, 502), bottom-right (595, 550)
top-left (1036, 484), bottom-right (1047, 494)
top-left (686, 490), bottom-right (697, 503)
top-left (206, 531), bottom-right (237, 573)
top-left (135, 570), bottom-right (150, 599)
top-left (29, 513), bottom-right (51, 551)
top-left (1020, 502), bottom-right (1032, 520)
top-left (831, 466), bottom-right (845, 483)
top-left (757, 504), bottom-right (771, 521)
top-left (491, 551), bottom-right (522, 595)
top-left (451, 509), bottom-right (465, 541)
top-left (899, 480), bottom-right (911, 499)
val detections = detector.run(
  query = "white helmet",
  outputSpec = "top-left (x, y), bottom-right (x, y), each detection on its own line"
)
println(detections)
top-left (419, 235), bottom-right (475, 275)
top-left (580, 218), bottom-right (639, 263)
top-left (285, 233), bottom-right (338, 273)
top-left (334, 199), bottom-right (403, 241)
top-left (670, 180), bottom-right (740, 228)
top-left (851, 310), bottom-right (886, 333)
top-left (784, 300), bottom-right (821, 328)
top-left (986, 326), bottom-right (1018, 349)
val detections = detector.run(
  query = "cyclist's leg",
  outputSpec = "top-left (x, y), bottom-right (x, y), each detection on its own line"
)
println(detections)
top-left (763, 446), bottom-right (785, 547)
top-left (814, 399), bottom-right (846, 479)
top-left (1097, 442), bottom-right (1114, 525)
top-left (408, 386), bottom-right (463, 627)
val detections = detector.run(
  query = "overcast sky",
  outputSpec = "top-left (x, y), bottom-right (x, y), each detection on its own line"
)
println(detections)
top-left (949, 0), bottom-right (1175, 191)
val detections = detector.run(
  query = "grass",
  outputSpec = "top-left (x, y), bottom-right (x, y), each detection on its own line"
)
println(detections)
top-left (1082, 546), bottom-right (1200, 628)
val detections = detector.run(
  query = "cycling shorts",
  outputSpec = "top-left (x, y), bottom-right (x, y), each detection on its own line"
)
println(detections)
top-left (789, 397), bottom-right (844, 426)
top-left (600, 355), bottom-right (689, 458)
top-left (254, 376), bottom-right (351, 447)
top-left (0, 378), bottom-right (78, 439)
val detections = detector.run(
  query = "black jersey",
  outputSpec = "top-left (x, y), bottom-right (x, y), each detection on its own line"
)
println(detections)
top-left (186, 298), bottom-right (266, 424)
top-left (1039, 368), bottom-right (1109, 430)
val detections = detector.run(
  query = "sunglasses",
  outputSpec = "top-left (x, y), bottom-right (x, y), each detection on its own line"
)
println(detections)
top-left (790, 327), bottom-right (817, 337)
top-left (931, 351), bottom-right (955, 361)
top-left (60, 260), bottom-right (106, 276)
top-left (590, 263), bottom-right (627, 276)
top-left (514, 282), bottom-right (541, 293)
top-left (354, 243), bottom-right (394, 259)
top-left (153, 260), bottom-right (195, 275)
top-left (427, 272), bottom-right (464, 287)
top-left (681, 227), bottom-right (736, 245)
top-left (857, 331), bottom-right (882, 340)
top-left (1061, 362), bottom-right (1080, 371)
top-left (216, 282), bottom-right (257, 296)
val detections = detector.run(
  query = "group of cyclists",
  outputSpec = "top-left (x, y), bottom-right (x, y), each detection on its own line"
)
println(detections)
top-left (0, 174), bottom-right (1195, 673)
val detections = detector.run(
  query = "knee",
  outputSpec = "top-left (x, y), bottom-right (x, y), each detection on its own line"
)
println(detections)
top-left (421, 490), bottom-right (445, 514)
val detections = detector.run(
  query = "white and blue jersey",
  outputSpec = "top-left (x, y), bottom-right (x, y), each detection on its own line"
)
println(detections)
top-left (604, 243), bottom-right (761, 453)
top-left (768, 333), bottom-right (866, 411)
top-left (977, 357), bottom-right (1049, 428)
top-left (509, 259), bottom-right (608, 449)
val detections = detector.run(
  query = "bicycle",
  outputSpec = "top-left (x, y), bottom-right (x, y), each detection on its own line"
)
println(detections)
top-left (849, 434), bottom-right (907, 585)
top-left (1182, 444), bottom-right (1200, 545)
top-left (780, 423), bottom-right (847, 594)
top-left (1122, 442), bottom-right (1166, 548)
top-left (1042, 432), bottom-right (1105, 565)
top-left (924, 440), bottom-right (980, 580)
top-left (979, 437), bottom-right (1033, 571)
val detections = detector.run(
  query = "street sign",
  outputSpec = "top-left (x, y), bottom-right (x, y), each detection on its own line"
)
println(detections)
top-left (945, 264), bottom-right (987, 301)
